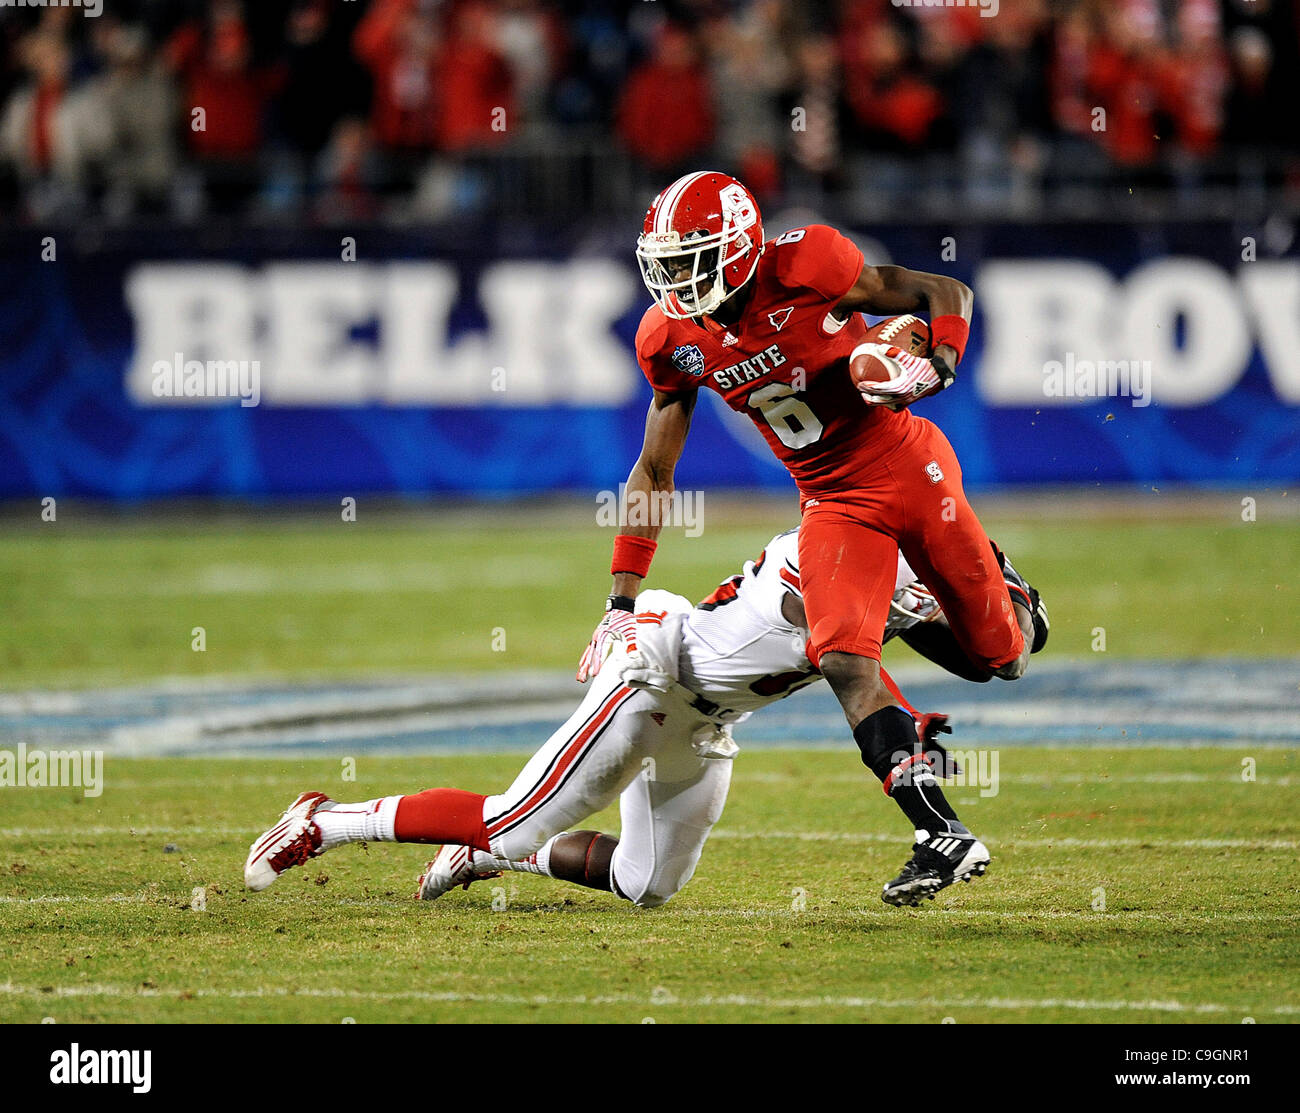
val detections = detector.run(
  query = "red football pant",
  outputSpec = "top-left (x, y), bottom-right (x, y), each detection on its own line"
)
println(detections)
top-left (798, 417), bottom-right (1023, 673)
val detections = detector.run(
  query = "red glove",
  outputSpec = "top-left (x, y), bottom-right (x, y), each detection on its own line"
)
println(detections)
top-left (915, 713), bottom-right (961, 778)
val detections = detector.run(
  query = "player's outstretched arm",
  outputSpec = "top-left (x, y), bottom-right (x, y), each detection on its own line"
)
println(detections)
top-left (612, 388), bottom-right (696, 593)
top-left (836, 264), bottom-right (973, 390)
top-left (576, 388), bottom-right (697, 681)
top-left (898, 617), bottom-right (996, 684)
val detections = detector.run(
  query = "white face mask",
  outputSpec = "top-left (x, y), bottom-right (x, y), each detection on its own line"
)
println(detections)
top-left (637, 177), bottom-right (763, 318)
top-left (638, 227), bottom-right (739, 318)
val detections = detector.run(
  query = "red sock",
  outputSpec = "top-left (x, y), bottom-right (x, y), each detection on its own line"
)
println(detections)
top-left (393, 788), bottom-right (489, 850)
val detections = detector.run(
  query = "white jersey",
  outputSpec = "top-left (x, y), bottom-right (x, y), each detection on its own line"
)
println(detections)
top-left (632, 529), bottom-right (939, 719)
top-left (479, 529), bottom-right (938, 908)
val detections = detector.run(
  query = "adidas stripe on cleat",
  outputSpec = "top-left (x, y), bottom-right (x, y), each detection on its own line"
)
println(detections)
top-left (881, 830), bottom-right (991, 908)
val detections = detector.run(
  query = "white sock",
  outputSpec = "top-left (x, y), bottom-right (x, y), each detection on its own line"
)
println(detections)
top-left (476, 834), bottom-right (560, 878)
top-left (314, 797), bottom-right (401, 850)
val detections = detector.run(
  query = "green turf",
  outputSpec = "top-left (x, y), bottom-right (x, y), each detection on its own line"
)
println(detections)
top-left (1, 748), bottom-right (1297, 1023)
top-left (0, 509), bottom-right (1293, 687)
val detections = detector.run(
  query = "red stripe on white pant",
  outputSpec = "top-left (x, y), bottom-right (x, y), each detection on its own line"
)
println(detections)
top-left (486, 684), bottom-right (634, 839)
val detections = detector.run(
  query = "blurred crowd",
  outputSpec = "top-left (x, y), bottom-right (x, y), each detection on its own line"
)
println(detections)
top-left (1, 0), bottom-right (1297, 225)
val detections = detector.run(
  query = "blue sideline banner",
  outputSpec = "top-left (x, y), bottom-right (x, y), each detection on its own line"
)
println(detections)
top-left (1, 221), bottom-right (1296, 499)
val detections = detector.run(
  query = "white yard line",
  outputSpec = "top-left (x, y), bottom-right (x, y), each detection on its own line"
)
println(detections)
top-left (1, 825), bottom-right (1295, 851)
top-left (735, 772), bottom-right (1297, 786)
top-left (0, 980), bottom-right (1290, 1016)
top-left (0, 894), bottom-right (157, 905)
top-left (66, 771), bottom-right (1300, 789)
top-left (677, 907), bottom-right (1300, 923)
top-left (0, 825), bottom-right (259, 838)
top-left (706, 831), bottom-right (1300, 851)
top-left (3, 892), bottom-right (1297, 926)
top-left (100, 775), bottom-right (311, 790)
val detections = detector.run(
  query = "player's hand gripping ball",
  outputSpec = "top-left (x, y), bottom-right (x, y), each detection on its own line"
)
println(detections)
top-left (576, 608), bottom-right (639, 682)
top-left (849, 314), bottom-right (946, 408)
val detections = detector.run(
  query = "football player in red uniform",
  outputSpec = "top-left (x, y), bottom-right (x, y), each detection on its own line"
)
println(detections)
top-left (578, 171), bottom-right (1049, 905)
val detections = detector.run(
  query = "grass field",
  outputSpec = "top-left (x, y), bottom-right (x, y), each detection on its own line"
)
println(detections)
top-left (2, 747), bottom-right (1297, 1023)
top-left (1, 497), bottom-right (1297, 1023)
top-left (0, 497), bottom-right (1295, 687)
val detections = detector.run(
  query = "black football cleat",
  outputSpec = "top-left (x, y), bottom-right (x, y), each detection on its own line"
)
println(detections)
top-left (881, 830), bottom-right (991, 908)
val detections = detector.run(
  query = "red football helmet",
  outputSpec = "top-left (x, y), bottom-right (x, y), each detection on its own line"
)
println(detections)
top-left (636, 171), bottom-right (764, 319)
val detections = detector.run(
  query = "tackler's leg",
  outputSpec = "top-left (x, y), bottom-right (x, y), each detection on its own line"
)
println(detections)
top-left (243, 783), bottom-right (491, 895)
top-left (432, 714), bottom-right (734, 907)
top-left (245, 660), bottom-right (657, 897)
top-left (607, 742), bottom-right (733, 909)
top-left (415, 664), bottom-right (664, 900)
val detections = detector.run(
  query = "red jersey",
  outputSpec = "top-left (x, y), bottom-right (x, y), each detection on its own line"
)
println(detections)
top-left (635, 224), bottom-right (914, 499)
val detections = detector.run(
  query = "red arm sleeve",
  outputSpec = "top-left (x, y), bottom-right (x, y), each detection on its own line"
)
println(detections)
top-left (772, 224), bottom-right (865, 303)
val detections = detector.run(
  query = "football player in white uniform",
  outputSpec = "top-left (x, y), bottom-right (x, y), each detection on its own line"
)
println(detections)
top-left (245, 528), bottom-right (1035, 908)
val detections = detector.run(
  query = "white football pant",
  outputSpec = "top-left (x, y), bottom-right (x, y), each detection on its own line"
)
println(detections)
top-left (481, 651), bottom-right (733, 908)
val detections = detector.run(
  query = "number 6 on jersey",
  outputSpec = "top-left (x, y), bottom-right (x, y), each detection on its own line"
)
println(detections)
top-left (747, 382), bottom-right (823, 450)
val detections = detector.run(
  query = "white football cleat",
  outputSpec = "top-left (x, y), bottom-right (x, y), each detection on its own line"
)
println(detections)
top-left (244, 791), bottom-right (333, 892)
top-left (415, 843), bottom-right (501, 902)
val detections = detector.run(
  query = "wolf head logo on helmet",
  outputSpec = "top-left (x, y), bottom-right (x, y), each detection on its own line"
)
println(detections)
top-left (635, 171), bottom-right (764, 319)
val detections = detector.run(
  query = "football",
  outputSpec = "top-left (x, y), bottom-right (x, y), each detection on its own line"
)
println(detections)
top-left (867, 312), bottom-right (933, 357)
top-left (849, 314), bottom-right (932, 389)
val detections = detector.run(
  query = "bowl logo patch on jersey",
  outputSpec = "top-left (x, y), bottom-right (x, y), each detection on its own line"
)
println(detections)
top-left (671, 344), bottom-right (706, 377)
